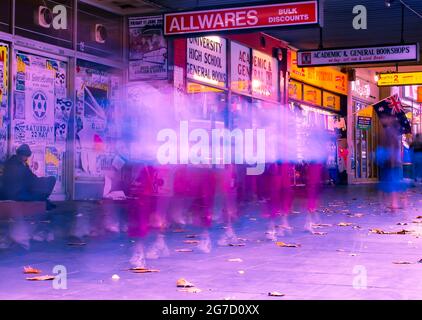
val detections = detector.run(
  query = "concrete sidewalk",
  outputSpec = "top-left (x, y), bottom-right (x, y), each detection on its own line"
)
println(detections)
top-left (1, 184), bottom-right (422, 300)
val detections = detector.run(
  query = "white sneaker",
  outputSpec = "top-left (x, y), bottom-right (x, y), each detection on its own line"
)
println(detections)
top-left (130, 243), bottom-right (146, 268)
top-left (146, 236), bottom-right (170, 259)
top-left (197, 234), bottom-right (212, 253)
top-left (265, 229), bottom-right (277, 242)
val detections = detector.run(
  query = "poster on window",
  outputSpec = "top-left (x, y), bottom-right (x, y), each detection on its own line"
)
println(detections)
top-left (129, 16), bottom-right (168, 81)
top-left (230, 42), bottom-right (251, 94)
top-left (187, 36), bottom-right (227, 88)
top-left (252, 49), bottom-right (278, 101)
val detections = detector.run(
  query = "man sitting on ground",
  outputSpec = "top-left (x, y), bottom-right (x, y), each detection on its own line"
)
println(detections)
top-left (2, 144), bottom-right (56, 209)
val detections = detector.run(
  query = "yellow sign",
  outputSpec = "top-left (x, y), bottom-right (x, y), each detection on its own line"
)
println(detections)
top-left (357, 105), bottom-right (373, 118)
top-left (0, 44), bottom-right (8, 104)
top-left (377, 72), bottom-right (422, 86)
top-left (417, 86), bottom-right (422, 103)
top-left (290, 51), bottom-right (348, 95)
top-left (303, 84), bottom-right (322, 106)
top-left (322, 91), bottom-right (341, 111)
top-left (288, 80), bottom-right (302, 100)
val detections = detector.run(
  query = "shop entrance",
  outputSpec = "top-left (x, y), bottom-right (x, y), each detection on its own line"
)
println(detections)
top-left (352, 99), bottom-right (379, 182)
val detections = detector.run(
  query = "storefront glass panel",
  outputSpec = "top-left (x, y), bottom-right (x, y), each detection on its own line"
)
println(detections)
top-left (11, 51), bottom-right (68, 196)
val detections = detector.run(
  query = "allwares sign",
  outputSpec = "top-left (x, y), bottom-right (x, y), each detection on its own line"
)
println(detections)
top-left (164, 1), bottom-right (319, 35)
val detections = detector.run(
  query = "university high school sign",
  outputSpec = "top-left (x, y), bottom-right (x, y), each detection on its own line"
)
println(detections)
top-left (164, 1), bottom-right (319, 36)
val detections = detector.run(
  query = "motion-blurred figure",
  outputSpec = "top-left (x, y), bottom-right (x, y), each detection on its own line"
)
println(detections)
top-left (411, 133), bottom-right (422, 183)
top-left (377, 117), bottom-right (403, 210)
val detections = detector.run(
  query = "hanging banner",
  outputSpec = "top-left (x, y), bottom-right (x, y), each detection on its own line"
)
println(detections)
top-left (230, 42), bottom-right (251, 94)
top-left (377, 71), bottom-right (422, 87)
top-left (129, 15), bottom-right (168, 81)
top-left (186, 36), bottom-right (227, 88)
top-left (252, 49), bottom-right (278, 100)
top-left (418, 86), bottom-right (422, 103)
top-left (290, 51), bottom-right (347, 95)
top-left (297, 43), bottom-right (419, 67)
top-left (164, 1), bottom-right (319, 35)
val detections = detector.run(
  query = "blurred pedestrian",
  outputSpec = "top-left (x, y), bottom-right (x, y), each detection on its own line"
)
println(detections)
top-left (411, 133), bottom-right (422, 183)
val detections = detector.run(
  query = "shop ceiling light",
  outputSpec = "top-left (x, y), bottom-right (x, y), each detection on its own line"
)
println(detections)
top-left (385, 0), bottom-right (396, 8)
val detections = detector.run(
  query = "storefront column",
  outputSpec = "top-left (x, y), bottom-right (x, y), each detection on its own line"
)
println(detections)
top-left (346, 78), bottom-right (354, 185)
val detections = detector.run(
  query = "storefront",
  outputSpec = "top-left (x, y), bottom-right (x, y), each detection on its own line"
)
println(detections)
top-left (288, 51), bottom-right (348, 185)
top-left (0, 0), bottom-right (125, 200)
top-left (349, 70), bottom-right (380, 183)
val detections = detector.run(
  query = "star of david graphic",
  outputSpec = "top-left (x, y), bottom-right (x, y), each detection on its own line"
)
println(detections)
top-left (32, 91), bottom-right (47, 120)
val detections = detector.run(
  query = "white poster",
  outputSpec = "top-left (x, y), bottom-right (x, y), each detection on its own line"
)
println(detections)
top-left (129, 15), bottom-right (168, 81)
top-left (24, 67), bottom-right (55, 144)
top-left (186, 36), bottom-right (227, 88)
top-left (252, 49), bottom-right (278, 101)
top-left (231, 42), bottom-right (251, 94)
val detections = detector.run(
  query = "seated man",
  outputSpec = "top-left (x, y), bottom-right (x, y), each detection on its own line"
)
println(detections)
top-left (3, 144), bottom-right (56, 209)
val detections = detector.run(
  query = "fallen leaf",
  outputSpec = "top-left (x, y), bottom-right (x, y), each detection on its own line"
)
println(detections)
top-left (67, 242), bottom-right (87, 246)
top-left (369, 228), bottom-right (386, 234)
top-left (112, 274), bottom-right (120, 280)
top-left (336, 249), bottom-right (345, 252)
top-left (416, 216), bottom-right (422, 219)
top-left (183, 240), bottom-right (199, 244)
top-left (268, 291), bottom-right (285, 297)
top-left (176, 278), bottom-right (195, 288)
top-left (179, 287), bottom-right (202, 293)
top-left (338, 222), bottom-right (353, 227)
top-left (175, 249), bottom-right (193, 252)
top-left (312, 231), bottom-right (327, 235)
top-left (397, 222), bottom-right (408, 226)
top-left (129, 267), bottom-right (160, 273)
top-left (349, 253), bottom-right (357, 256)
top-left (185, 234), bottom-right (197, 239)
top-left (276, 242), bottom-right (301, 248)
top-left (393, 261), bottom-right (413, 264)
top-left (227, 258), bottom-right (243, 262)
top-left (228, 243), bottom-right (245, 247)
top-left (23, 266), bottom-right (42, 274)
top-left (352, 226), bottom-right (362, 229)
top-left (26, 275), bottom-right (55, 281)
top-left (312, 223), bottom-right (332, 227)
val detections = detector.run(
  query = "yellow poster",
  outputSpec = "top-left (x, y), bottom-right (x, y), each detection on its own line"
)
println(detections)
top-left (290, 51), bottom-right (348, 95)
top-left (288, 80), bottom-right (302, 100)
top-left (0, 44), bottom-right (8, 104)
top-left (303, 84), bottom-right (322, 105)
top-left (357, 105), bottom-right (373, 117)
top-left (322, 91), bottom-right (341, 111)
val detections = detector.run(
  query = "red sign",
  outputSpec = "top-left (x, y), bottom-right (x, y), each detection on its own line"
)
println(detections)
top-left (164, 1), bottom-right (319, 36)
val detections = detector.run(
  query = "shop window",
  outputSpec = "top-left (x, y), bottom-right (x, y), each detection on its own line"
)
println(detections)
top-left (0, 0), bottom-right (11, 33)
top-left (11, 52), bottom-right (69, 195)
top-left (0, 43), bottom-right (9, 161)
top-left (75, 59), bottom-right (123, 183)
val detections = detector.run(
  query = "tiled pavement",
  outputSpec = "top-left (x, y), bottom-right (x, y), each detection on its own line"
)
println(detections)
top-left (1, 184), bottom-right (422, 300)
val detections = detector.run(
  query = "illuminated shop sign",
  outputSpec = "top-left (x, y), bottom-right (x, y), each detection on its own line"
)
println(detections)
top-left (297, 44), bottom-right (419, 67)
top-left (230, 42), bottom-right (251, 94)
top-left (164, 1), bottom-right (319, 36)
top-left (252, 49), bottom-right (278, 101)
top-left (186, 36), bottom-right (227, 88)
top-left (290, 51), bottom-right (347, 95)
top-left (377, 71), bottom-right (422, 87)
